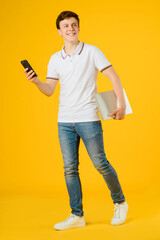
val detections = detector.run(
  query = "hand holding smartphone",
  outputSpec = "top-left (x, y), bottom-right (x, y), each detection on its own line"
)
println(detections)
top-left (21, 60), bottom-right (39, 83)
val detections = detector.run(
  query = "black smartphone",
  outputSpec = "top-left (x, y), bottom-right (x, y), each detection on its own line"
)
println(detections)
top-left (21, 60), bottom-right (38, 77)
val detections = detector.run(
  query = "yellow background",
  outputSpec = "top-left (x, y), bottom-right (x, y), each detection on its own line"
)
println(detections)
top-left (1, 0), bottom-right (160, 239)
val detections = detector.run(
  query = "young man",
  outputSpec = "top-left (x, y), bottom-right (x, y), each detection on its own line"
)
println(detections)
top-left (24, 11), bottom-right (128, 231)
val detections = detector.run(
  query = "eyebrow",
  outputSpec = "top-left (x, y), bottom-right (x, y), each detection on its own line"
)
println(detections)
top-left (62, 22), bottom-right (78, 26)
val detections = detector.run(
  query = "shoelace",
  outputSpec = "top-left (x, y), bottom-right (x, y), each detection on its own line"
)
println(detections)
top-left (63, 214), bottom-right (75, 223)
top-left (113, 203), bottom-right (122, 219)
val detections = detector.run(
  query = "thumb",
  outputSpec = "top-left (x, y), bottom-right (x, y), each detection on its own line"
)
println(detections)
top-left (108, 108), bottom-right (118, 116)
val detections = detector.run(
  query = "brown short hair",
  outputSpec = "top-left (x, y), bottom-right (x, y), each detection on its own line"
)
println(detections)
top-left (56, 11), bottom-right (79, 29)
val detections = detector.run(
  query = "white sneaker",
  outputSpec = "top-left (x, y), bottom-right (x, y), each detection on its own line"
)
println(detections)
top-left (54, 214), bottom-right (86, 231)
top-left (111, 201), bottom-right (128, 225)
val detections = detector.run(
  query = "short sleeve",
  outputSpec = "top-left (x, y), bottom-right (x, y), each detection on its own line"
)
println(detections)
top-left (94, 46), bottom-right (112, 72)
top-left (46, 55), bottom-right (59, 80)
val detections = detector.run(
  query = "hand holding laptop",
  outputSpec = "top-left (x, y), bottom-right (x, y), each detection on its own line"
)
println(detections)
top-left (95, 88), bottom-right (132, 120)
top-left (108, 106), bottom-right (126, 120)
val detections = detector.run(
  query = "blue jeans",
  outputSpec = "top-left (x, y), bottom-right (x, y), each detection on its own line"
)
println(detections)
top-left (58, 120), bottom-right (125, 216)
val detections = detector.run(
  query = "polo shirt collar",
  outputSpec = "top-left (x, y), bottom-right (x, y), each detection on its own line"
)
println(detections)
top-left (61, 41), bottom-right (84, 59)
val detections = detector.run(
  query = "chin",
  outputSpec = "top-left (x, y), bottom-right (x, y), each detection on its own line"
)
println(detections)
top-left (66, 37), bottom-right (78, 42)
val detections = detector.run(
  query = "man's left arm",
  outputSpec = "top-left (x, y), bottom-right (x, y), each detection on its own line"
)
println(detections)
top-left (102, 66), bottom-right (126, 120)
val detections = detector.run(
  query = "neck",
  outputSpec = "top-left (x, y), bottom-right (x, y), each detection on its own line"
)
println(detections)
top-left (63, 40), bottom-right (80, 55)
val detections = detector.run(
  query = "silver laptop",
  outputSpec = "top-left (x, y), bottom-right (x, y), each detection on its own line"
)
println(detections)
top-left (95, 88), bottom-right (133, 120)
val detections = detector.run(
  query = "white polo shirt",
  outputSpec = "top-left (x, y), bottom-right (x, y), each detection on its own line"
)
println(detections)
top-left (46, 41), bottom-right (112, 122)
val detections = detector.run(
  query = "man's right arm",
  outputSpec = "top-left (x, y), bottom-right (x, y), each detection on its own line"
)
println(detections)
top-left (24, 68), bottom-right (58, 96)
top-left (34, 78), bottom-right (58, 97)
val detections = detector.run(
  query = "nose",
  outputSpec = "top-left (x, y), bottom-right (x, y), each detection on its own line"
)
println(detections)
top-left (68, 25), bottom-right (74, 31)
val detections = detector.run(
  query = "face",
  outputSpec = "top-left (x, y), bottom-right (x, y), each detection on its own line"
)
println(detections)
top-left (57, 17), bottom-right (80, 43)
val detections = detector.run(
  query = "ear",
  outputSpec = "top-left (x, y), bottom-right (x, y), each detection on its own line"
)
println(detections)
top-left (57, 29), bottom-right (62, 37)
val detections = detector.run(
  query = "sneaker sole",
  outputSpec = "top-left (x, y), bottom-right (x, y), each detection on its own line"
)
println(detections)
top-left (54, 222), bottom-right (86, 231)
top-left (111, 218), bottom-right (127, 225)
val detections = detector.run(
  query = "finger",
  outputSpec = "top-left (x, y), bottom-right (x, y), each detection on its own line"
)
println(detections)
top-left (112, 110), bottom-right (118, 114)
top-left (24, 68), bottom-right (29, 72)
top-left (26, 69), bottom-right (32, 76)
top-left (113, 116), bottom-right (118, 120)
top-left (28, 70), bottom-right (34, 74)
top-left (28, 71), bottom-right (36, 80)
top-left (26, 70), bottom-right (34, 77)
top-left (25, 69), bottom-right (32, 76)
top-left (110, 110), bottom-right (117, 115)
top-left (109, 112), bottom-right (115, 116)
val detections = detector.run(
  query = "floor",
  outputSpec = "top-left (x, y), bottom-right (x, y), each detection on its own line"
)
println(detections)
top-left (0, 185), bottom-right (160, 240)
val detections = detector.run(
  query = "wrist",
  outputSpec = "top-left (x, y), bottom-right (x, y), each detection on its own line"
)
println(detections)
top-left (119, 104), bottom-right (126, 109)
top-left (33, 77), bottom-right (40, 85)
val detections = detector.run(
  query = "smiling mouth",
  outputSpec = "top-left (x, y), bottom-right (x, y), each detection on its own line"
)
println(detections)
top-left (67, 33), bottom-right (76, 36)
